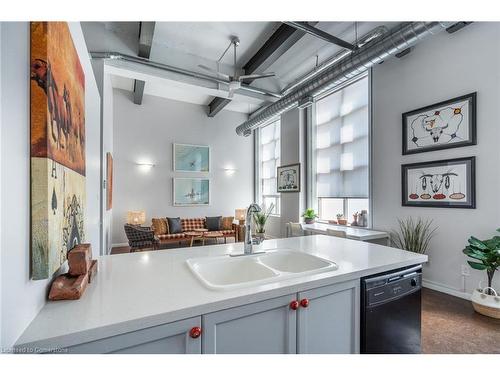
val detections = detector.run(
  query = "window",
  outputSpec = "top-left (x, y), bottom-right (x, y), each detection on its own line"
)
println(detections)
top-left (311, 75), bottom-right (369, 223)
top-left (257, 119), bottom-right (280, 215)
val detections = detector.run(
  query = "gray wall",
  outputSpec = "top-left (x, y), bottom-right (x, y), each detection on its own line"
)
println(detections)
top-left (0, 22), bottom-right (101, 347)
top-left (372, 22), bottom-right (500, 297)
top-left (112, 89), bottom-right (254, 245)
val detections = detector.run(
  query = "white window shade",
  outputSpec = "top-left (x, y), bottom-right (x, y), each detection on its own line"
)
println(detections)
top-left (314, 76), bottom-right (369, 198)
top-left (258, 119), bottom-right (281, 215)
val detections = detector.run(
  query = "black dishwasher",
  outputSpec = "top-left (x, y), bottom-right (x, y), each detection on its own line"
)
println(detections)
top-left (361, 265), bottom-right (422, 354)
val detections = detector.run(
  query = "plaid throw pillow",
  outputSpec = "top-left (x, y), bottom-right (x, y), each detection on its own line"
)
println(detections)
top-left (221, 217), bottom-right (234, 230)
top-left (151, 218), bottom-right (168, 235)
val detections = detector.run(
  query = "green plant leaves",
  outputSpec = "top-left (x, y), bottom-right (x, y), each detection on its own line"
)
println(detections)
top-left (468, 236), bottom-right (488, 250)
top-left (301, 208), bottom-right (317, 220)
top-left (467, 261), bottom-right (487, 270)
top-left (390, 217), bottom-right (437, 254)
top-left (463, 230), bottom-right (500, 287)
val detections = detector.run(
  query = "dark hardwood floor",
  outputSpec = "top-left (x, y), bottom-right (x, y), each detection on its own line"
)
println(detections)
top-left (109, 246), bottom-right (499, 354)
top-left (422, 287), bottom-right (500, 354)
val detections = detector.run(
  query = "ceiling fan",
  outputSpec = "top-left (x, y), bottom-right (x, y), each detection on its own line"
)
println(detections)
top-left (198, 36), bottom-right (276, 98)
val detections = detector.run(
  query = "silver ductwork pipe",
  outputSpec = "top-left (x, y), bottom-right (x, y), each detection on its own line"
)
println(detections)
top-left (90, 51), bottom-right (282, 99)
top-left (281, 25), bottom-right (389, 96)
top-left (236, 22), bottom-right (453, 136)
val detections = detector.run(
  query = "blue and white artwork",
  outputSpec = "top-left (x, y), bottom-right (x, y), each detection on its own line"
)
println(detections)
top-left (173, 143), bottom-right (210, 172)
top-left (173, 178), bottom-right (210, 206)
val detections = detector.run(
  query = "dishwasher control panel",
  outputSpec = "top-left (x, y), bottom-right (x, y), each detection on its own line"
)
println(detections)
top-left (364, 266), bottom-right (422, 307)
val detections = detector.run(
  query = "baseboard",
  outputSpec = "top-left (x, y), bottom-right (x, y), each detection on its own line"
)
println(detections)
top-left (422, 279), bottom-right (472, 301)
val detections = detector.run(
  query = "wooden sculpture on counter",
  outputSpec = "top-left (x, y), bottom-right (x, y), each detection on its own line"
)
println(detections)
top-left (48, 243), bottom-right (98, 301)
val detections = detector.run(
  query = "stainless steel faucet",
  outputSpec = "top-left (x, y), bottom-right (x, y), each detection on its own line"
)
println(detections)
top-left (231, 203), bottom-right (265, 257)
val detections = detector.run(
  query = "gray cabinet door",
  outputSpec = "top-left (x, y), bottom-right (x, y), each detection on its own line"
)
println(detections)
top-left (65, 316), bottom-right (202, 354)
top-left (297, 280), bottom-right (360, 354)
top-left (203, 294), bottom-right (297, 354)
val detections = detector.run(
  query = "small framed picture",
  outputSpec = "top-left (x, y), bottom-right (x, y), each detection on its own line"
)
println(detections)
top-left (402, 157), bottom-right (475, 209)
top-left (277, 163), bottom-right (301, 193)
top-left (173, 178), bottom-right (210, 206)
top-left (402, 92), bottom-right (477, 155)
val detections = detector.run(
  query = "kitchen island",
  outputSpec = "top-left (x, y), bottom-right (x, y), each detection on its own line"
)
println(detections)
top-left (15, 235), bottom-right (427, 354)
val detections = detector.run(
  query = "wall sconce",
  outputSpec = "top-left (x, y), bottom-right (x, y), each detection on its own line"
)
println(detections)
top-left (222, 167), bottom-right (237, 176)
top-left (127, 210), bottom-right (146, 225)
top-left (136, 162), bottom-right (155, 172)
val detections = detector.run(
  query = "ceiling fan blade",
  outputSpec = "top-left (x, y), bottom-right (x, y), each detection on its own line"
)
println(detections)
top-left (198, 64), bottom-right (230, 80)
top-left (239, 72), bottom-right (276, 81)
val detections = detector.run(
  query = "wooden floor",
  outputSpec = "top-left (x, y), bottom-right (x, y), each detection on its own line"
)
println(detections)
top-left (109, 246), bottom-right (499, 354)
top-left (422, 287), bottom-right (500, 354)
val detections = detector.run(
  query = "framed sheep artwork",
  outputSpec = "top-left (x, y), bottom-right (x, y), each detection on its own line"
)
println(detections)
top-left (402, 92), bottom-right (476, 155)
top-left (402, 157), bottom-right (475, 209)
top-left (277, 163), bottom-right (301, 193)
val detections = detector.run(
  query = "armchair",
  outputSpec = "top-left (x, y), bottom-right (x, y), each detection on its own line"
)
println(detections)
top-left (124, 224), bottom-right (159, 252)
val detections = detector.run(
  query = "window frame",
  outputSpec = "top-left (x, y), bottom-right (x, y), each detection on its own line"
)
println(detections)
top-left (254, 118), bottom-right (281, 217)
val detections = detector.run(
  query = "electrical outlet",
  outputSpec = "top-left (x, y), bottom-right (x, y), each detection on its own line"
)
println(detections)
top-left (461, 264), bottom-right (470, 276)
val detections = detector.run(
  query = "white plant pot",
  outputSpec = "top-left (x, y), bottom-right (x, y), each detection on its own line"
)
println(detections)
top-left (471, 284), bottom-right (500, 319)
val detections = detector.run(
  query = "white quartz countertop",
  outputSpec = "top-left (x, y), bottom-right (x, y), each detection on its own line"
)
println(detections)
top-left (16, 235), bottom-right (427, 349)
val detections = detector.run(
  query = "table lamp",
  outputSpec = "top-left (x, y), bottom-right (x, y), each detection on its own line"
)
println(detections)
top-left (235, 208), bottom-right (247, 225)
top-left (127, 210), bottom-right (146, 225)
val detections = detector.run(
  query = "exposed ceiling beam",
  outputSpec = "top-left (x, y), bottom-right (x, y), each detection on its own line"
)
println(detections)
top-left (133, 22), bottom-right (155, 105)
top-left (284, 22), bottom-right (357, 51)
top-left (207, 23), bottom-right (310, 117)
top-left (208, 97), bottom-right (233, 117)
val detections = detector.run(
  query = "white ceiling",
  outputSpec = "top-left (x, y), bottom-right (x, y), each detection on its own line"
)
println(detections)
top-left (83, 21), bottom-right (399, 115)
top-left (152, 22), bottom-right (280, 66)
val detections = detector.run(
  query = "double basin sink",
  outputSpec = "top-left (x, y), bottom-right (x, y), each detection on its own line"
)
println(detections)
top-left (186, 249), bottom-right (338, 290)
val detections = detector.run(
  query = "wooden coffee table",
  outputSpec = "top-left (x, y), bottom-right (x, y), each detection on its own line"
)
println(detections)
top-left (184, 231), bottom-right (205, 247)
top-left (193, 228), bottom-right (208, 233)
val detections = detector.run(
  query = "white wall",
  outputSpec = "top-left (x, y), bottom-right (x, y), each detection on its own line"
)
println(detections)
top-left (102, 69), bottom-right (114, 254)
top-left (0, 22), bottom-right (101, 348)
top-left (372, 22), bottom-right (500, 297)
top-left (112, 89), bottom-right (253, 245)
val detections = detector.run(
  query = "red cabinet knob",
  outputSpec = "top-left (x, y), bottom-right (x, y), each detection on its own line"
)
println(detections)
top-left (290, 300), bottom-right (299, 310)
top-left (189, 326), bottom-right (202, 339)
top-left (300, 298), bottom-right (309, 308)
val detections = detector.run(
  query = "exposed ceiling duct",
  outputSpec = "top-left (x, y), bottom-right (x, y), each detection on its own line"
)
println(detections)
top-left (281, 25), bottom-right (389, 96)
top-left (235, 22), bottom-right (454, 136)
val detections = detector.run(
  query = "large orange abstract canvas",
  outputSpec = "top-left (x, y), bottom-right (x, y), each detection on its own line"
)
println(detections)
top-left (30, 22), bottom-right (86, 280)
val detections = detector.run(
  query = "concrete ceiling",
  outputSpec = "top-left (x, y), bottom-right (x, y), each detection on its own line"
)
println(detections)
top-left (82, 21), bottom-right (399, 115)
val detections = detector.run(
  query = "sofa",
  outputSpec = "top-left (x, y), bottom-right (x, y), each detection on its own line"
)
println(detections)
top-left (151, 217), bottom-right (239, 248)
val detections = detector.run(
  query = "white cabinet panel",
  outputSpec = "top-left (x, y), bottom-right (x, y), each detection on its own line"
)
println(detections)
top-left (65, 316), bottom-right (201, 354)
top-left (203, 294), bottom-right (297, 354)
top-left (297, 280), bottom-right (360, 354)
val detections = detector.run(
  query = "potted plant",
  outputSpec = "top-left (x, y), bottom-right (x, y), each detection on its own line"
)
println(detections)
top-left (463, 230), bottom-right (500, 318)
top-left (253, 203), bottom-right (275, 238)
top-left (337, 213), bottom-right (347, 226)
top-left (390, 217), bottom-right (437, 254)
top-left (301, 208), bottom-right (318, 224)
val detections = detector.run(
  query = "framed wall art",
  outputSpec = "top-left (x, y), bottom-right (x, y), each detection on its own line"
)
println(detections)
top-left (173, 143), bottom-right (210, 172)
top-left (402, 92), bottom-right (476, 155)
top-left (402, 157), bottom-right (475, 209)
top-left (277, 163), bottom-right (301, 193)
top-left (173, 178), bottom-right (210, 206)
top-left (30, 22), bottom-right (86, 280)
